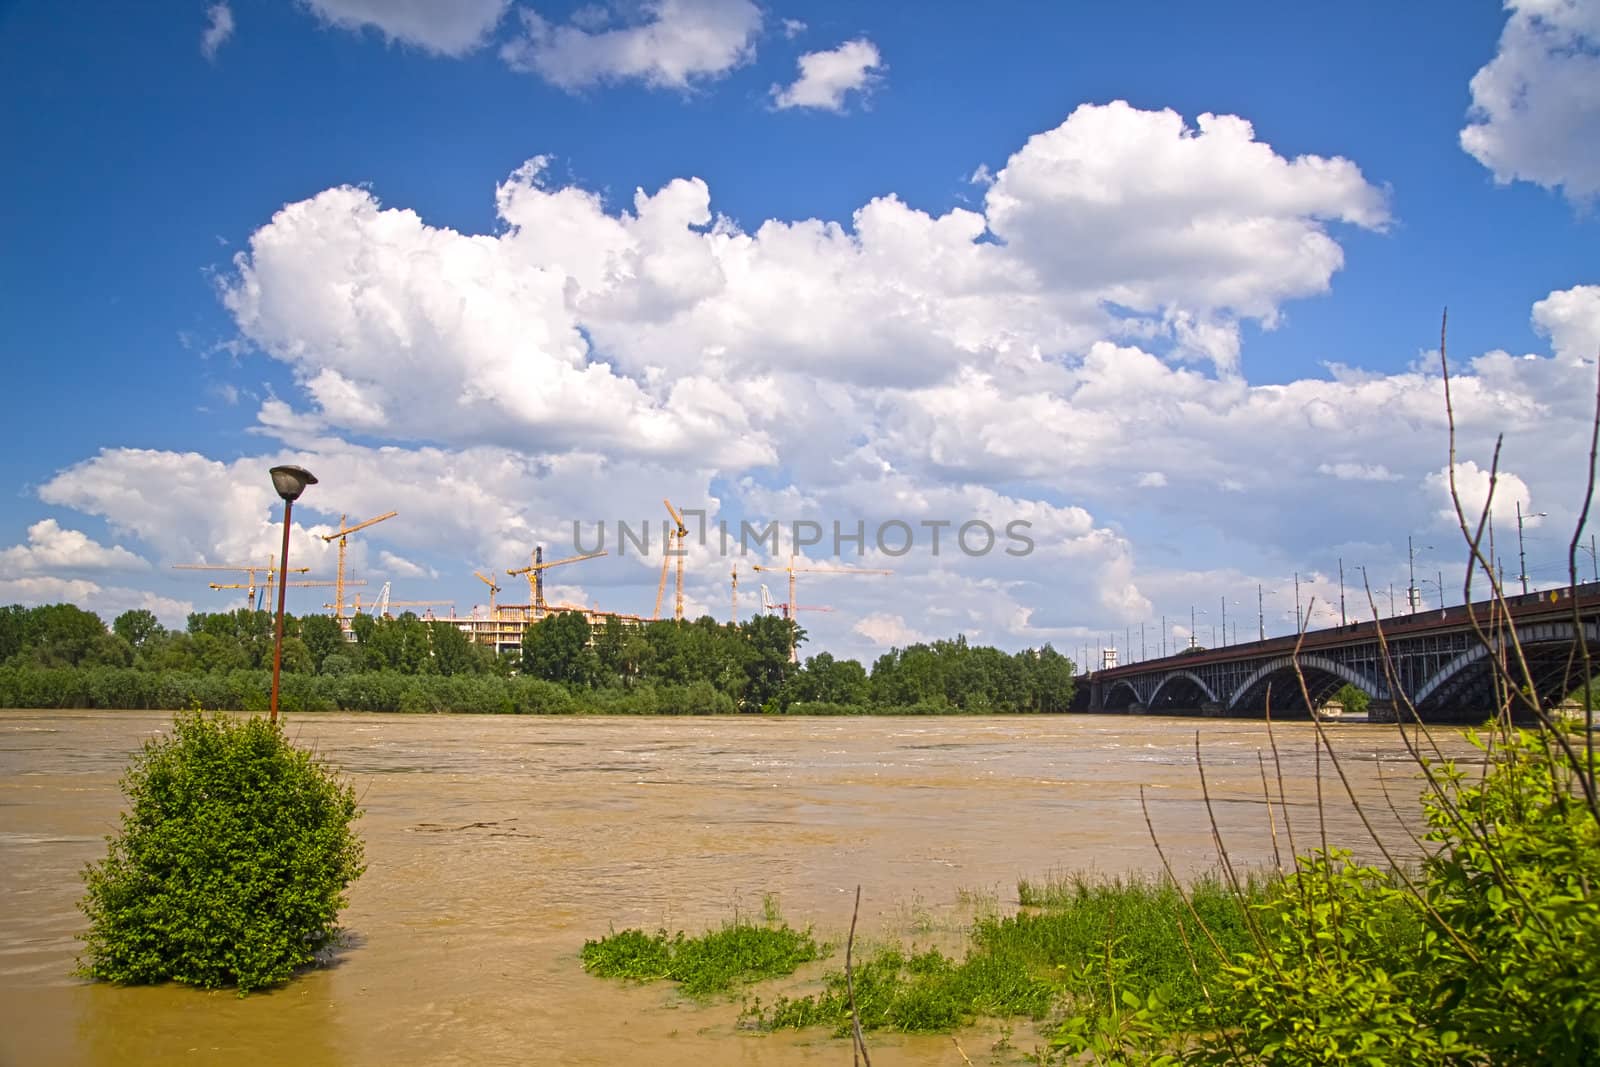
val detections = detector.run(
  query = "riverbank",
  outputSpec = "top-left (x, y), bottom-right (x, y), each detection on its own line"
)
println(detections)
top-left (0, 664), bottom-right (1067, 716)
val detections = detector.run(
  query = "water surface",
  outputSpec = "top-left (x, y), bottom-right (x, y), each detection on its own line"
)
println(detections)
top-left (0, 710), bottom-right (1465, 1065)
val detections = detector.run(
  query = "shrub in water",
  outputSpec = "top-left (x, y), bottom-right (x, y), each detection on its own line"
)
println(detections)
top-left (77, 711), bottom-right (365, 992)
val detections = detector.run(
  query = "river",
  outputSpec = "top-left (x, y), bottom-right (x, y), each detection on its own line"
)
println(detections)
top-left (0, 710), bottom-right (1470, 1065)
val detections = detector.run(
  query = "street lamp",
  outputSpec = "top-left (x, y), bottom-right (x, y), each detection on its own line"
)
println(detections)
top-left (1190, 606), bottom-right (1208, 649)
top-left (268, 465), bottom-right (317, 724)
top-left (1408, 536), bottom-right (1433, 613)
top-left (1515, 501), bottom-right (1546, 595)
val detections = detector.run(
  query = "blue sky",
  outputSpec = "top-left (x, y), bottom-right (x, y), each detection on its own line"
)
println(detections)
top-left (2, 0), bottom-right (1597, 663)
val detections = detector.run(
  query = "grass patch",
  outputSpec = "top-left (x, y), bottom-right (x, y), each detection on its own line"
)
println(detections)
top-left (744, 871), bottom-right (1270, 1035)
top-left (582, 908), bottom-right (825, 997)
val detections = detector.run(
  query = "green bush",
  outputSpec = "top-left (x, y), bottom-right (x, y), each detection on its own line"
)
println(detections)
top-left (77, 711), bottom-right (366, 992)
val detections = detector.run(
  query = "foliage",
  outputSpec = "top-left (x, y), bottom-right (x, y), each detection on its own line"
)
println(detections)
top-left (77, 711), bottom-right (366, 992)
top-left (748, 874), bottom-right (1257, 1037)
top-left (867, 637), bottom-right (1075, 712)
top-left (112, 608), bottom-right (164, 649)
top-left (1046, 728), bottom-right (1600, 1064)
top-left (582, 911), bottom-right (824, 997)
top-left (1332, 681), bottom-right (1371, 716)
top-left (750, 942), bottom-right (1057, 1034)
top-left (0, 601), bottom-right (1075, 716)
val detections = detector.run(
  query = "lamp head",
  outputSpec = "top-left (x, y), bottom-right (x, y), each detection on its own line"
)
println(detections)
top-left (269, 465), bottom-right (318, 502)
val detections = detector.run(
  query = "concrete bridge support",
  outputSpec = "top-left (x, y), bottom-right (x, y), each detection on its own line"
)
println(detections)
top-left (1368, 700), bottom-right (1399, 723)
top-left (1200, 701), bottom-right (1224, 717)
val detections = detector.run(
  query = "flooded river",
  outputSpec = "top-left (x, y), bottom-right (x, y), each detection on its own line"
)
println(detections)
top-left (1, 711), bottom-right (1470, 1065)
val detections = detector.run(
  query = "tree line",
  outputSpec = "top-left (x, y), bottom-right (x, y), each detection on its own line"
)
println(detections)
top-left (0, 602), bottom-right (1075, 715)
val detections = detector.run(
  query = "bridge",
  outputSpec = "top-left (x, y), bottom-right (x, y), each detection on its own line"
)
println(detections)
top-left (1083, 582), bottom-right (1600, 722)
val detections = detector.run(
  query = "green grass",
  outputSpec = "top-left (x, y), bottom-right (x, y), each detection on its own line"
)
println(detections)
top-left (581, 913), bottom-right (825, 997)
top-left (744, 871), bottom-right (1272, 1035)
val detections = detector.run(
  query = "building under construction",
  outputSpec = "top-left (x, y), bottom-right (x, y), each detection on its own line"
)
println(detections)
top-left (454, 602), bottom-right (651, 655)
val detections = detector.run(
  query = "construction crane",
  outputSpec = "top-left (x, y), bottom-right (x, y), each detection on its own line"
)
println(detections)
top-left (730, 563), bottom-right (739, 624)
top-left (507, 547), bottom-right (608, 619)
top-left (473, 570), bottom-right (502, 614)
top-left (208, 577), bottom-right (353, 611)
top-left (173, 561), bottom-right (311, 612)
top-left (320, 511), bottom-right (398, 621)
top-left (385, 601), bottom-right (454, 619)
top-left (758, 583), bottom-right (835, 620)
top-left (337, 583), bottom-right (452, 620)
top-left (751, 556), bottom-right (892, 662)
top-left (654, 498), bottom-right (690, 621)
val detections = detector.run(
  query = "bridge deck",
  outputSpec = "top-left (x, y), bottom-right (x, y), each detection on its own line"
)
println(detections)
top-left (1082, 581), bottom-right (1600, 720)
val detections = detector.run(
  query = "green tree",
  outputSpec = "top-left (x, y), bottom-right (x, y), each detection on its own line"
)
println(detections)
top-left (793, 652), bottom-right (870, 706)
top-left (428, 620), bottom-right (478, 676)
top-left (112, 609), bottom-right (163, 649)
top-left (77, 712), bottom-right (365, 992)
top-left (299, 614), bottom-right (345, 673)
top-left (23, 603), bottom-right (108, 667)
top-left (1031, 644), bottom-right (1076, 712)
top-left (0, 604), bottom-right (27, 664)
top-left (741, 614), bottom-right (799, 709)
top-left (522, 611), bottom-right (597, 686)
top-left (1332, 682), bottom-right (1371, 716)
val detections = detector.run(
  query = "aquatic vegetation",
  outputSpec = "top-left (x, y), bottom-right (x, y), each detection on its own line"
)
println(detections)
top-left (582, 912), bottom-right (825, 997)
top-left (744, 873), bottom-right (1260, 1035)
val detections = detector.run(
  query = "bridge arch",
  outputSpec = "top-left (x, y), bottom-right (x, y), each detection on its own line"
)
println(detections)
top-left (1226, 655), bottom-right (1385, 711)
top-left (1102, 680), bottom-right (1142, 711)
top-left (1148, 670), bottom-right (1219, 709)
top-left (1411, 620), bottom-right (1600, 711)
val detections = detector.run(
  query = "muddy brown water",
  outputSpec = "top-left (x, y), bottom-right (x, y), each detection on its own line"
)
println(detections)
top-left (0, 710), bottom-right (1471, 1066)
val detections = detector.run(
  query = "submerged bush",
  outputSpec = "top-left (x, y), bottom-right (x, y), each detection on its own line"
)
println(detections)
top-left (77, 711), bottom-right (365, 992)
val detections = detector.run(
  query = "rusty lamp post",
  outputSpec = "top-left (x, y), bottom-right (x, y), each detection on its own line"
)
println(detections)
top-left (268, 465), bottom-right (317, 723)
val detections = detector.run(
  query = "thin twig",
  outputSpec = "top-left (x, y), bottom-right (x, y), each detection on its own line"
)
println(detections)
top-left (846, 884), bottom-right (870, 1067)
top-left (1193, 734), bottom-right (1281, 974)
top-left (1257, 749), bottom-right (1284, 875)
top-left (1138, 785), bottom-right (1231, 963)
top-left (1564, 348), bottom-right (1600, 795)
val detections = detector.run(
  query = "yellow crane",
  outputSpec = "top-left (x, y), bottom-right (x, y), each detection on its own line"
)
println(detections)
top-left (173, 561), bottom-right (311, 612)
top-left (320, 510), bottom-right (398, 621)
top-left (508, 548), bottom-right (608, 619)
top-left (209, 577), bottom-right (355, 610)
top-left (336, 586), bottom-right (450, 619)
top-left (654, 498), bottom-right (690, 621)
top-left (750, 556), bottom-right (893, 662)
top-left (473, 570), bottom-right (502, 615)
top-left (381, 601), bottom-right (454, 620)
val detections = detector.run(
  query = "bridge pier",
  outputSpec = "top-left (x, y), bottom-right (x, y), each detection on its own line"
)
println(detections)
top-left (1200, 701), bottom-right (1224, 717)
top-left (1128, 702), bottom-right (1147, 715)
top-left (1368, 699), bottom-right (1399, 724)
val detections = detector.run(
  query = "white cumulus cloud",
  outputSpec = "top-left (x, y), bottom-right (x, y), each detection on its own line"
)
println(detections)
top-left (1425, 461), bottom-right (1534, 530)
top-left (300, 0), bottom-right (510, 56)
top-left (984, 101), bottom-right (1390, 367)
top-left (853, 612), bottom-right (928, 648)
top-left (1460, 0), bottom-right (1600, 203)
top-left (201, 2), bottom-right (234, 61)
top-left (772, 38), bottom-right (883, 112)
top-left (501, 0), bottom-right (760, 90)
top-left (1318, 462), bottom-right (1401, 482)
top-left (0, 519), bottom-right (150, 575)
